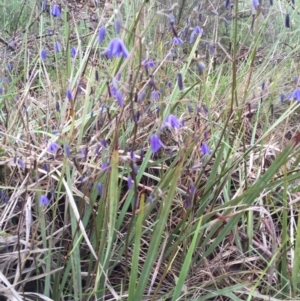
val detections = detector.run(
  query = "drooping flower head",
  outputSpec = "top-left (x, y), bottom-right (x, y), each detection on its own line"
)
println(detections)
top-left (48, 142), bottom-right (59, 153)
top-left (71, 46), bottom-right (77, 58)
top-left (198, 62), bottom-right (206, 75)
top-left (55, 41), bottom-right (61, 53)
top-left (51, 4), bottom-right (61, 17)
top-left (98, 26), bottom-right (106, 44)
top-left (173, 37), bottom-right (183, 45)
top-left (201, 142), bottom-right (210, 155)
top-left (190, 26), bottom-right (204, 44)
top-left (150, 135), bottom-right (165, 153)
top-left (252, 0), bottom-right (259, 10)
top-left (39, 194), bottom-right (50, 206)
top-left (66, 89), bottom-right (73, 101)
top-left (162, 114), bottom-right (180, 129)
top-left (102, 38), bottom-right (129, 58)
top-left (115, 90), bottom-right (123, 107)
top-left (151, 91), bottom-right (160, 100)
top-left (288, 89), bottom-right (300, 101)
top-left (177, 73), bottom-right (184, 91)
top-left (285, 13), bottom-right (290, 28)
top-left (41, 49), bottom-right (47, 60)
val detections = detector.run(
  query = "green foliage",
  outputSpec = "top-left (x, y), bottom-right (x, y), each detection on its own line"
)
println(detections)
top-left (1, 0), bottom-right (300, 300)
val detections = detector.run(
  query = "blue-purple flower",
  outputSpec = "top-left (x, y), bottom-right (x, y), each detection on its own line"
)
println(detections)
top-left (18, 159), bottom-right (25, 169)
top-left (177, 72), bottom-right (184, 91)
top-left (51, 4), bottom-right (61, 17)
top-left (198, 62), bottom-right (206, 75)
top-left (280, 93), bottom-right (285, 104)
top-left (71, 47), bottom-right (77, 58)
top-left (288, 89), bottom-right (300, 101)
top-left (48, 142), bottom-right (59, 153)
top-left (98, 26), bottom-right (106, 44)
top-left (127, 175), bottom-right (133, 190)
top-left (142, 58), bottom-right (155, 74)
top-left (102, 38), bottom-right (129, 58)
top-left (200, 143), bottom-right (210, 155)
top-left (39, 194), bottom-right (50, 206)
top-left (66, 89), bottom-right (73, 101)
top-left (115, 90), bottom-right (123, 107)
top-left (64, 144), bottom-right (71, 157)
top-left (173, 37), bottom-right (183, 45)
top-left (162, 114), bottom-right (180, 129)
top-left (285, 13), bottom-right (290, 28)
top-left (97, 183), bottom-right (103, 196)
top-left (252, 0), bottom-right (259, 9)
top-left (190, 26), bottom-right (204, 44)
top-left (151, 91), bottom-right (160, 100)
top-left (42, 0), bottom-right (47, 11)
top-left (55, 41), bottom-right (61, 53)
top-left (41, 49), bottom-right (47, 60)
top-left (150, 135), bottom-right (165, 153)
top-left (115, 18), bottom-right (121, 34)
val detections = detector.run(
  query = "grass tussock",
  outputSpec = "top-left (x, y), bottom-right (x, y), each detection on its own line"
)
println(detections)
top-left (1, 0), bottom-right (300, 300)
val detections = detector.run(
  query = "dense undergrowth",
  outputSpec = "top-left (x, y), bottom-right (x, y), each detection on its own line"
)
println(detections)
top-left (1, 0), bottom-right (300, 300)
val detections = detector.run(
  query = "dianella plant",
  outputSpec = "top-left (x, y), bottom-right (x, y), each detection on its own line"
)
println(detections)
top-left (1, 0), bottom-right (300, 300)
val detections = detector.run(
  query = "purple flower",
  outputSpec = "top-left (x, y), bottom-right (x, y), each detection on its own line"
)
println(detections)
top-left (100, 139), bottom-right (107, 148)
top-left (102, 37), bottom-right (129, 58)
top-left (151, 91), bottom-right (160, 100)
top-left (115, 18), bottom-right (121, 34)
top-left (252, 0), bottom-right (259, 9)
top-left (41, 49), bottom-right (47, 60)
top-left (190, 26), bottom-right (203, 44)
top-left (288, 89), bottom-right (300, 101)
top-left (162, 114), bottom-right (180, 129)
top-left (48, 142), bottom-right (59, 153)
top-left (56, 101), bottom-right (60, 112)
top-left (51, 4), bottom-right (61, 17)
top-left (18, 159), bottom-right (25, 169)
top-left (200, 143), bottom-right (210, 155)
top-left (177, 73), bottom-right (184, 91)
top-left (173, 37), bottom-right (183, 45)
top-left (42, 0), bottom-right (47, 11)
top-left (71, 47), bottom-right (77, 58)
top-left (97, 183), bottom-right (103, 195)
top-left (225, 0), bottom-right (230, 8)
top-left (101, 163), bottom-right (109, 171)
top-left (64, 144), bottom-right (71, 157)
top-left (127, 175), bottom-right (133, 190)
top-left (285, 13), bottom-right (290, 28)
top-left (55, 41), bottom-right (61, 53)
top-left (0, 190), bottom-right (8, 203)
top-left (6, 63), bottom-right (12, 72)
top-left (66, 89), bottom-right (73, 101)
top-left (280, 93), bottom-right (285, 104)
top-left (138, 90), bottom-right (146, 102)
top-left (168, 14), bottom-right (175, 24)
top-left (150, 135), bottom-right (165, 153)
top-left (115, 90), bottom-right (123, 107)
top-left (98, 26), bottom-right (106, 44)
top-left (39, 194), bottom-right (50, 206)
top-left (209, 43), bottom-right (215, 55)
top-left (198, 62), bottom-right (206, 75)
top-left (142, 58), bottom-right (155, 73)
